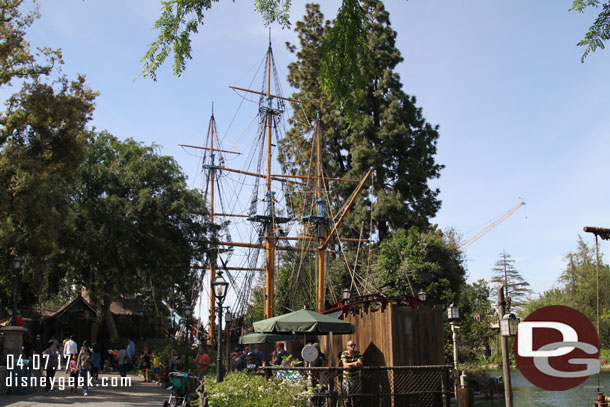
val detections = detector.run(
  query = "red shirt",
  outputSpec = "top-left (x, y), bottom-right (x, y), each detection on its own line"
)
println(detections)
top-left (195, 353), bottom-right (210, 371)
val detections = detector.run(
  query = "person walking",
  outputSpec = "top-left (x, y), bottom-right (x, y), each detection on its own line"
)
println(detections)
top-left (169, 347), bottom-right (181, 372)
top-left (34, 334), bottom-right (44, 355)
top-left (127, 338), bottom-right (136, 360)
top-left (152, 352), bottom-right (161, 382)
top-left (42, 341), bottom-right (59, 392)
top-left (195, 347), bottom-right (210, 378)
top-left (139, 345), bottom-right (152, 382)
top-left (69, 354), bottom-right (79, 394)
top-left (63, 335), bottom-right (78, 373)
top-left (77, 341), bottom-right (93, 396)
top-left (118, 344), bottom-right (130, 378)
top-left (91, 343), bottom-right (100, 382)
top-left (341, 341), bottom-right (363, 407)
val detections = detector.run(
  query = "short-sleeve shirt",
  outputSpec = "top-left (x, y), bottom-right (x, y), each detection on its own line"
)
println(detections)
top-left (43, 347), bottom-right (59, 369)
top-left (340, 350), bottom-right (362, 381)
top-left (196, 353), bottom-right (210, 371)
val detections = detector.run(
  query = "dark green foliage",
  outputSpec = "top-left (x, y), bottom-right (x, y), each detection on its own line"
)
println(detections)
top-left (282, 1), bottom-right (443, 241)
top-left (570, 0), bottom-right (610, 61)
top-left (524, 237), bottom-right (610, 347)
top-left (457, 280), bottom-right (496, 363)
top-left (65, 132), bottom-right (215, 338)
top-left (375, 227), bottom-right (465, 305)
top-left (0, 75), bottom-right (97, 311)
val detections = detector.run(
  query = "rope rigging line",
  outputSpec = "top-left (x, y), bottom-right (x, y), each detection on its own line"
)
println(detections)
top-left (321, 165), bottom-right (362, 297)
top-left (366, 172), bottom-right (374, 286)
top-left (222, 53), bottom-right (267, 138)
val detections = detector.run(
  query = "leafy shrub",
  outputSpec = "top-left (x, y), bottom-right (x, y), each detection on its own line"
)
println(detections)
top-left (204, 371), bottom-right (312, 407)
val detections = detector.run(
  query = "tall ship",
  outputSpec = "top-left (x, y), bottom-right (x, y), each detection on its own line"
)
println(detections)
top-left (182, 39), bottom-right (372, 343)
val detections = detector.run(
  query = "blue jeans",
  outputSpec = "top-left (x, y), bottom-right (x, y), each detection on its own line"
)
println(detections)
top-left (80, 369), bottom-right (90, 393)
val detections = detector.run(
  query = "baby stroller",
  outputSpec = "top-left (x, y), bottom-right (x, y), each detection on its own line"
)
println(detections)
top-left (163, 372), bottom-right (190, 407)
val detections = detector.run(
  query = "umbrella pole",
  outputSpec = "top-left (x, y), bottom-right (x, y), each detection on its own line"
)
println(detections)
top-left (330, 332), bottom-right (334, 367)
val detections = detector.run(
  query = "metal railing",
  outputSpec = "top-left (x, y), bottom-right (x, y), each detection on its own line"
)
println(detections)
top-left (262, 365), bottom-right (452, 407)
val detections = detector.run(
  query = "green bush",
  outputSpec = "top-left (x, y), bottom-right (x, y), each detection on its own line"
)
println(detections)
top-left (204, 371), bottom-right (313, 407)
top-left (600, 348), bottom-right (610, 363)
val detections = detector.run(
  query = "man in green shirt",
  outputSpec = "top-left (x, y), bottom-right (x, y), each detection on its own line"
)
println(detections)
top-left (340, 340), bottom-right (363, 407)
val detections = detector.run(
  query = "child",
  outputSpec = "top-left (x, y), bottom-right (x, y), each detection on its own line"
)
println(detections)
top-left (152, 352), bottom-right (161, 383)
top-left (69, 354), bottom-right (79, 394)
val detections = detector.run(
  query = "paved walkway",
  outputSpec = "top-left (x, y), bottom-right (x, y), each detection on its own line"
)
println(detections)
top-left (0, 371), bottom-right (170, 407)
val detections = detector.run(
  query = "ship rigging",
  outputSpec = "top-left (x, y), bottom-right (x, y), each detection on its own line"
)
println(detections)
top-left (182, 40), bottom-right (373, 343)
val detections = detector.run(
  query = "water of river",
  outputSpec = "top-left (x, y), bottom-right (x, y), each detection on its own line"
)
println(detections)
top-left (476, 369), bottom-right (609, 406)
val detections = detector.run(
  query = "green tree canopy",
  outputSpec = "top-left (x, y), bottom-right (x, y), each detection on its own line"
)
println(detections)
top-left (521, 236), bottom-right (610, 346)
top-left (0, 0), bottom-right (97, 315)
top-left (280, 1), bottom-right (443, 242)
top-left (64, 132), bottom-right (214, 338)
top-left (374, 227), bottom-right (465, 305)
top-left (0, 0), bottom-right (62, 87)
top-left (456, 279), bottom-right (495, 363)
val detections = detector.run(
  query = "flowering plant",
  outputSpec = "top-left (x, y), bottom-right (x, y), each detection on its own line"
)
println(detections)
top-left (204, 371), bottom-right (313, 407)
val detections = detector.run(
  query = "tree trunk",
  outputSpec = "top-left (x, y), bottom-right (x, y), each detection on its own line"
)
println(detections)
top-left (103, 295), bottom-right (119, 340)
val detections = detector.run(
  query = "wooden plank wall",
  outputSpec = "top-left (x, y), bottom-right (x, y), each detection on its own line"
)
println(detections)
top-left (319, 305), bottom-right (444, 367)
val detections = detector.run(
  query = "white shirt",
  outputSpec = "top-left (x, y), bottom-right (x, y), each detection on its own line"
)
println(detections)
top-left (63, 339), bottom-right (78, 356)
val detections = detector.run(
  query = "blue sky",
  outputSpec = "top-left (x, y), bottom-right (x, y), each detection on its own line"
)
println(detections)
top-left (9, 1), bottom-right (610, 310)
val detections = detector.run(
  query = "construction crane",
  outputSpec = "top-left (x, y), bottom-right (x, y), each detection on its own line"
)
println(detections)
top-left (459, 201), bottom-right (526, 250)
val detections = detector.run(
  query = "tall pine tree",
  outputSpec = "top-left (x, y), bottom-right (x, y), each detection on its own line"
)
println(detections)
top-left (490, 251), bottom-right (531, 311)
top-left (280, 1), bottom-right (443, 241)
top-left (274, 1), bottom-right (444, 311)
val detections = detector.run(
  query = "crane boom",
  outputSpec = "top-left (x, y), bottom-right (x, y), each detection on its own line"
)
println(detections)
top-left (459, 201), bottom-right (525, 250)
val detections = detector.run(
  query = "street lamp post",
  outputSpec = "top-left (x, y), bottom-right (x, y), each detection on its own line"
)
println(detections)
top-left (497, 284), bottom-right (519, 407)
top-left (11, 256), bottom-right (23, 326)
top-left (211, 271), bottom-right (229, 383)
top-left (184, 303), bottom-right (192, 372)
top-left (342, 288), bottom-right (351, 304)
top-left (447, 303), bottom-right (460, 396)
top-left (225, 310), bottom-right (232, 372)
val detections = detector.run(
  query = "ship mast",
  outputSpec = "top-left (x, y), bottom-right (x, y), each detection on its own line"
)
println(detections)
top-left (315, 117), bottom-right (327, 313)
top-left (181, 110), bottom-right (241, 343)
top-left (209, 112), bottom-right (217, 342)
top-left (264, 44), bottom-right (276, 319)
top-left (184, 42), bottom-right (372, 335)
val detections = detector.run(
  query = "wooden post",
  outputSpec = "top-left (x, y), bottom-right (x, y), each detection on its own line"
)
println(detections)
top-left (498, 284), bottom-right (513, 407)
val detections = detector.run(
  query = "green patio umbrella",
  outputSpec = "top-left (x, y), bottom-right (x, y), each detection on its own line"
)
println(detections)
top-left (253, 309), bottom-right (355, 335)
top-left (238, 332), bottom-right (297, 345)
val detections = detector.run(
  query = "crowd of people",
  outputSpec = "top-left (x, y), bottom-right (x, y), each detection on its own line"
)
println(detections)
top-left (25, 332), bottom-right (363, 406)
top-left (25, 335), bottom-right (173, 396)
top-left (37, 335), bottom-right (100, 395)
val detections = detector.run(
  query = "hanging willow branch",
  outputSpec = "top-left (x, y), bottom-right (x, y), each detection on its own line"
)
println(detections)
top-left (139, 0), bottom-right (291, 80)
top-left (320, 0), bottom-right (372, 125)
